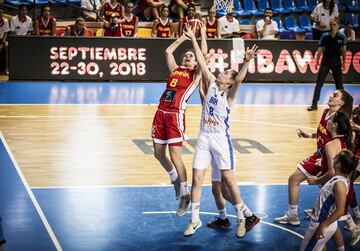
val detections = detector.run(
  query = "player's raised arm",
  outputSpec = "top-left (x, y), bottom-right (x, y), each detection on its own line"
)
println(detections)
top-left (227, 44), bottom-right (258, 107)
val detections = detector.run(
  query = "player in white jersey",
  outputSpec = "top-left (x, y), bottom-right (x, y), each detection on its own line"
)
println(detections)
top-left (300, 149), bottom-right (359, 251)
top-left (182, 26), bottom-right (259, 238)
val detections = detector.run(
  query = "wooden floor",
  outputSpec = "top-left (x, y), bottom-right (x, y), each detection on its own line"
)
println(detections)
top-left (0, 104), bottom-right (325, 187)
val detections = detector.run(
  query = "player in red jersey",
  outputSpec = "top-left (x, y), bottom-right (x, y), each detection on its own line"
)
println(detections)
top-left (178, 4), bottom-right (200, 37)
top-left (34, 5), bottom-right (56, 36)
top-left (121, 1), bottom-right (138, 37)
top-left (99, 0), bottom-right (124, 37)
top-left (135, 0), bottom-right (165, 21)
top-left (274, 89), bottom-right (353, 226)
top-left (151, 27), bottom-right (205, 216)
top-left (169, 0), bottom-right (192, 19)
top-left (152, 6), bottom-right (174, 38)
top-left (64, 17), bottom-right (88, 37)
top-left (203, 7), bottom-right (219, 38)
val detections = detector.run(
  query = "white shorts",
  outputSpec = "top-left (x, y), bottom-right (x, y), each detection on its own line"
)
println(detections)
top-left (193, 133), bottom-right (235, 181)
top-left (300, 220), bottom-right (337, 251)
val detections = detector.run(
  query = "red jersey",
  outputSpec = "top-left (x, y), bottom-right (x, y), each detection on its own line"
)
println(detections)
top-left (155, 18), bottom-right (171, 38)
top-left (321, 136), bottom-right (346, 174)
top-left (122, 14), bottom-right (137, 37)
top-left (205, 17), bottom-right (218, 38)
top-left (103, 2), bottom-right (123, 23)
top-left (316, 109), bottom-right (332, 155)
top-left (67, 25), bottom-right (85, 37)
top-left (181, 16), bottom-right (200, 37)
top-left (136, 0), bottom-right (160, 15)
top-left (169, 0), bottom-right (192, 8)
top-left (158, 67), bottom-right (197, 112)
top-left (37, 16), bottom-right (55, 36)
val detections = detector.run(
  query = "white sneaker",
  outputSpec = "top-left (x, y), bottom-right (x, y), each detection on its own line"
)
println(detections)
top-left (184, 219), bottom-right (202, 237)
top-left (176, 194), bottom-right (191, 216)
top-left (304, 208), bottom-right (315, 219)
top-left (350, 226), bottom-right (360, 246)
top-left (236, 218), bottom-right (246, 238)
top-left (274, 212), bottom-right (300, 226)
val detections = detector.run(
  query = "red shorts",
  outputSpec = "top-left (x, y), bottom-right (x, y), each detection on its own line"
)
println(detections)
top-left (151, 109), bottom-right (188, 146)
top-left (297, 151), bottom-right (322, 177)
top-left (103, 27), bottom-right (122, 37)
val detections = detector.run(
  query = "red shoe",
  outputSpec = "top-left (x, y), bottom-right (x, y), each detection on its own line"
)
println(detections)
top-left (207, 217), bottom-right (232, 229)
top-left (245, 214), bottom-right (260, 232)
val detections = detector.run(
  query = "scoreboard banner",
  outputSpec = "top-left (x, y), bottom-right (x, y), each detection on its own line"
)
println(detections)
top-left (8, 36), bottom-right (360, 82)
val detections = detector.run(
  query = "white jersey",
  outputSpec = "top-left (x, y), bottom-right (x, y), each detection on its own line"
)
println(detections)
top-left (200, 83), bottom-right (230, 134)
top-left (311, 175), bottom-right (349, 223)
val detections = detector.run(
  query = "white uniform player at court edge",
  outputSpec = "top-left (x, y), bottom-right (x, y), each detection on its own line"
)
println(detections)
top-left (182, 26), bottom-right (260, 238)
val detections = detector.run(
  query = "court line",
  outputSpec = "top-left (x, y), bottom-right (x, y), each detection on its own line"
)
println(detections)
top-left (0, 132), bottom-right (63, 251)
top-left (142, 211), bottom-right (304, 239)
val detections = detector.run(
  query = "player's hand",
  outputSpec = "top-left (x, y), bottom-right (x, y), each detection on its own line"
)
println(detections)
top-left (315, 63), bottom-right (319, 70)
top-left (307, 176), bottom-right (318, 185)
top-left (316, 223), bottom-right (326, 239)
top-left (199, 21), bottom-right (206, 37)
top-left (296, 129), bottom-right (310, 138)
top-left (341, 64), bottom-right (345, 71)
top-left (183, 24), bottom-right (196, 40)
top-left (245, 44), bottom-right (258, 62)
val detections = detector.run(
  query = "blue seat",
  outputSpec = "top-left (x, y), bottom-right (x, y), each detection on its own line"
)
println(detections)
top-left (337, 1), bottom-right (346, 11)
top-left (243, 0), bottom-right (264, 17)
top-left (285, 15), bottom-right (306, 32)
top-left (297, 0), bottom-right (311, 12)
top-left (272, 17), bottom-right (286, 32)
top-left (305, 32), bottom-right (313, 40)
top-left (239, 18), bottom-right (252, 25)
top-left (217, 0), bottom-right (252, 18)
top-left (285, 0), bottom-right (304, 14)
top-left (307, 0), bottom-right (318, 11)
top-left (299, 15), bottom-right (312, 31)
top-left (272, 0), bottom-right (292, 15)
top-left (4, 0), bottom-right (31, 6)
top-left (345, 13), bottom-right (360, 28)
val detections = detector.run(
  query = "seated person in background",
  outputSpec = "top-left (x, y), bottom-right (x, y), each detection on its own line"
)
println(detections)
top-left (0, 10), bottom-right (10, 75)
top-left (99, 0), bottom-right (124, 36)
top-left (121, 1), bottom-right (138, 37)
top-left (135, 0), bottom-right (165, 21)
top-left (34, 5), bottom-right (56, 36)
top-left (10, 5), bottom-right (33, 36)
top-left (64, 17), bottom-right (88, 36)
top-left (169, 0), bottom-right (193, 20)
top-left (203, 6), bottom-right (219, 38)
top-left (152, 5), bottom-right (174, 38)
top-left (178, 4), bottom-right (200, 37)
top-left (339, 21), bottom-right (356, 41)
top-left (81, 0), bottom-right (102, 21)
top-left (256, 8), bottom-right (278, 39)
top-left (218, 5), bottom-right (241, 38)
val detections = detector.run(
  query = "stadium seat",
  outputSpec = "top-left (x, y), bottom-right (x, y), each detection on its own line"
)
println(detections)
top-left (243, 0), bottom-right (264, 17)
top-left (285, 15), bottom-right (306, 32)
top-left (84, 29), bottom-right (94, 37)
top-left (299, 15), bottom-right (312, 32)
top-left (137, 28), bottom-right (152, 38)
top-left (240, 19), bottom-right (252, 25)
top-left (95, 28), bottom-right (103, 37)
top-left (56, 28), bottom-right (65, 36)
top-left (272, 17), bottom-right (287, 32)
top-left (297, 0), bottom-right (312, 13)
top-left (271, 0), bottom-right (292, 15)
top-left (346, 0), bottom-right (360, 13)
top-left (285, 0), bottom-right (305, 14)
top-left (305, 32), bottom-right (313, 40)
top-left (344, 13), bottom-right (360, 28)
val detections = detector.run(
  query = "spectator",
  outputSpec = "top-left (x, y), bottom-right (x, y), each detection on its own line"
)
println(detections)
top-left (99, 0), bottom-right (124, 36)
top-left (178, 4), bottom-right (200, 37)
top-left (256, 8), bottom-right (278, 39)
top-left (81, 0), bottom-right (102, 21)
top-left (169, 0), bottom-right (193, 20)
top-left (64, 17), bottom-right (89, 36)
top-left (135, 0), bottom-right (165, 21)
top-left (152, 5), bottom-right (174, 38)
top-left (34, 5), bottom-right (56, 36)
top-left (0, 10), bottom-right (9, 75)
top-left (308, 19), bottom-right (347, 111)
top-left (203, 6), bottom-right (220, 38)
top-left (339, 21), bottom-right (356, 41)
top-left (121, 1), bottom-right (138, 37)
top-left (311, 0), bottom-right (338, 40)
top-left (0, 216), bottom-right (5, 251)
top-left (10, 5), bottom-right (33, 36)
top-left (218, 4), bottom-right (240, 38)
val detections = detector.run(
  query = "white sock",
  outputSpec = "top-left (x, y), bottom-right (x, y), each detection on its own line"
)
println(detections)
top-left (167, 169), bottom-right (178, 183)
top-left (336, 245), bottom-right (345, 251)
top-left (346, 216), bottom-right (356, 231)
top-left (352, 206), bottom-right (360, 220)
top-left (234, 203), bottom-right (245, 220)
top-left (180, 182), bottom-right (189, 197)
top-left (288, 205), bottom-right (298, 215)
top-left (219, 208), bottom-right (227, 220)
top-left (191, 202), bottom-right (200, 222)
top-left (241, 203), bottom-right (253, 217)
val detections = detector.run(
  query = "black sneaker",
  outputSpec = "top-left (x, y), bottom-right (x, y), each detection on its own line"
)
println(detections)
top-left (307, 105), bottom-right (318, 111)
top-left (245, 214), bottom-right (260, 232)
top-left (207, 217), bottom-right (232, 229)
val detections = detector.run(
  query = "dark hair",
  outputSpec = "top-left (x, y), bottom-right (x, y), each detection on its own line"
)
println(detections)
top-left (41, 4), bottom-right (51, 14)
top-left (18, 4), bottom-right (27, 11)
top-left (264, 7), bottom-right (273, 12)
top-left (323, 0), bottom-right (335, 16)
top-left (337, 89), bottom-right (353, 117)
top-left (336, 149), bottom-right (359, 174)
top-left (160, 5), bottom-right (169, 12)
top-left (332, 111), bottom-right (352, 149)
top-left (187, 4), bottom-right (196, 12)
top-left (346, 21), bottom-right (353, 26)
